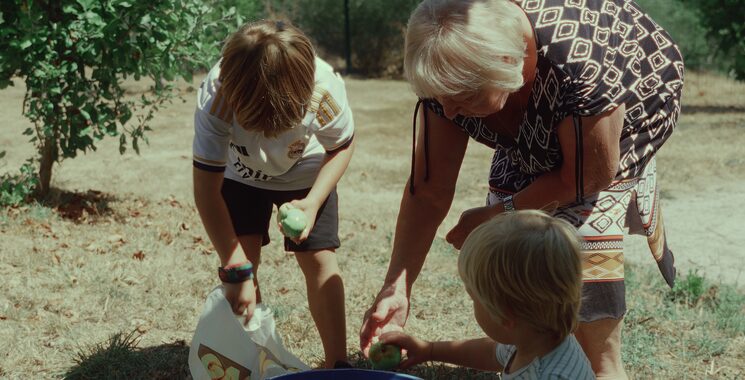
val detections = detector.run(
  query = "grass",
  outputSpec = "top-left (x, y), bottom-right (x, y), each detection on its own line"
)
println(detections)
top-left (58, 262), bottom-right (744, 379)
top-left (64, 331), bottom-right (190, 380)
top-left (1, 72), bottom-right (744, 379)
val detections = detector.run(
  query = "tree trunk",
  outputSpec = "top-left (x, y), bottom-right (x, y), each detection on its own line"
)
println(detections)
top-left (37, 136), bottom-right (56, 198)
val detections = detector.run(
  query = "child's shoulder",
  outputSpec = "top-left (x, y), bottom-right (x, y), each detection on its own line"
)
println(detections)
top-left (307, 57), bottom-right (350, 128)
top-left (538, 335), bottom-right (595, 379)
top-left (196, 63), bottom-right (232, 124)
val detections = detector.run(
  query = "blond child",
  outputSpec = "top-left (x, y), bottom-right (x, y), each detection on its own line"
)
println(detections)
top-left (192, 20), bottom-right (355, 368)
top-left (381, 210), bottom-right (595, 379)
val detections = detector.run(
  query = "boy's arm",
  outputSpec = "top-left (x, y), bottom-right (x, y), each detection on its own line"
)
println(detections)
top-left (430, 338), bottom-right (502, 372)
top-left (305, 138), bottom-right (355, 207)
top-left (380, 332), bottom-right (502, 371)
top-left (193, 168), bottom-right (256, 319)
top-left (193, 168), bottom-right (246, 265)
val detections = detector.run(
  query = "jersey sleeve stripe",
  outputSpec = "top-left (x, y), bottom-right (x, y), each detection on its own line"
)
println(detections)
top-left (193, 155), bottom-right (226, 166)
top-left (209, 90), bottom-right (233, 124)
top-left (193, 160), bottom-right (226, 172)
top-left (324, 134), bottom-right (354, 154)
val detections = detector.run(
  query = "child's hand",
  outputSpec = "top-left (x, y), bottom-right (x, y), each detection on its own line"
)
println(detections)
top-left (379, 331), bottom-right (432, 369)
top-left (223, 280), bottom-right (256, 325)
top-left (278, 199), bottom-right (318, 245)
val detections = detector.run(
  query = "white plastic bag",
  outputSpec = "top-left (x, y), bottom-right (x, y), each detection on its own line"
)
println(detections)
top-left (189, 286), bottom-right (310, 380)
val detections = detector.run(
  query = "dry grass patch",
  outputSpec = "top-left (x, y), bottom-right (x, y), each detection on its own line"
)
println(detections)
top-left (1, 72), bottom-right (744, 379)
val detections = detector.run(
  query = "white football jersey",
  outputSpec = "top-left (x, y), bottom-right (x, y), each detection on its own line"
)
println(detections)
top-left (192, 57), bottom-right (354, 190)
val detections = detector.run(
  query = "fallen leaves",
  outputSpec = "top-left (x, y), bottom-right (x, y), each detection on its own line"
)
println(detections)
top-left (132, 251), bottom-right (145, 261)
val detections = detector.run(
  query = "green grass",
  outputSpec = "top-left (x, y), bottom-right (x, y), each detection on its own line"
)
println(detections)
top-left (64, 331), bottom-right (189, 380)
top-left (62, 264), bottom-right (744, 379)
top-left (623, 264), bottom-right (745, 378)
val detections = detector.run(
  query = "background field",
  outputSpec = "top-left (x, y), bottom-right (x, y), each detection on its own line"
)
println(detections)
top-left (1, 72), bottom-right (744, 379)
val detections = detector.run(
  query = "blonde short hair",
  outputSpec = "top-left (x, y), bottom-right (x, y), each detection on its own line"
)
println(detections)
top-left (220, 20), bottom-right (315, 137)
top-left (458, 210), bottom-right (583, 341)
top-left (404, 0), bottom-right (526, 98)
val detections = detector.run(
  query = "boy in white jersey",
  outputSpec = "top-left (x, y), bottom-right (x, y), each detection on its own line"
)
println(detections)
top-left (192, 20), bottom-right (354, 368)
top-left (380, 211), bottom-right (595, 379)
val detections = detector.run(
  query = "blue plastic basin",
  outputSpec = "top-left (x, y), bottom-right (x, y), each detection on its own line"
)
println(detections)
top-left (268, 369), bottom-right (423, 380)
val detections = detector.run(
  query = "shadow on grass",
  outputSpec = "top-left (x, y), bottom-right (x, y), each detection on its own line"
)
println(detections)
top-left (64, 331), bottom-right (189, 380)
top-left (683, 105), bottom-right (745, 114)
top-left (41, 188), bottom-right (117, 222)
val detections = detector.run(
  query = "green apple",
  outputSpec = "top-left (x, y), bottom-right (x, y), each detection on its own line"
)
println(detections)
top-left (280, 207), bottom-right (307, 238)
top-left (369, 342), bottom-right (402, 371)
top-left (278, 202), bottom-right (293, 220)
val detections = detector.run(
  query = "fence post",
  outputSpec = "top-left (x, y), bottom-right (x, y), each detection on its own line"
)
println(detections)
top-left (344, 0), bottom-right (352, 74)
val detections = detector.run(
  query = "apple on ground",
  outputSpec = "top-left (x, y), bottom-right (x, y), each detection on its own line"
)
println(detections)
top-left (368, 342), bottom-right (402, 371)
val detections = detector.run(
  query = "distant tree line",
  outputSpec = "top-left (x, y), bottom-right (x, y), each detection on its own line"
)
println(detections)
top-left (0, 0), bottom-right (741, 206)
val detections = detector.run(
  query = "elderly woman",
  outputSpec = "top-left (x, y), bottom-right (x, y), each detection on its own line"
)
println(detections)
top-left (360, 0), bottom-right (683, 378)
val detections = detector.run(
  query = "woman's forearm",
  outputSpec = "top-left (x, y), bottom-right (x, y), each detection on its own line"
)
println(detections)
top-left (384, 182), bottom-right (453, 293)
top-left (430, 338), bottom-right (501, 371)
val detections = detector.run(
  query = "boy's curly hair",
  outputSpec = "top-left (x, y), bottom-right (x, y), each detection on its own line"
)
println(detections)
top-left (458, 210), bottom-right (583, 341)
top-left (220, 20), bottom-right (315, 137)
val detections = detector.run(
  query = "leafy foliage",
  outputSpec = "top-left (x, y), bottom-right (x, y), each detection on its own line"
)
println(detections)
top-left (0, 158), bottom-right (38, 207)
top-left (678, 0), bottom-right (745, 79)
top-left (0, 0), bottom-right (242, 199)
top-left (635, 0), bottom-right (712, 70)
top-left (269, 0), bottom-right (421, 76)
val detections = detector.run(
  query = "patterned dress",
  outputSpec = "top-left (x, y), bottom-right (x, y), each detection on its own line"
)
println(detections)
top-left (422, 0), bottom-right (683, 321)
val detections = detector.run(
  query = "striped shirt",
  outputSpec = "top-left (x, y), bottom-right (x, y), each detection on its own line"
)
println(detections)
top-left (496, 335), bottom-right (595, 380)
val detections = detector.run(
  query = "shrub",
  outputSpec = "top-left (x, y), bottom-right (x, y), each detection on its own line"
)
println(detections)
top-left (0, 0), bottom-right (239, 200)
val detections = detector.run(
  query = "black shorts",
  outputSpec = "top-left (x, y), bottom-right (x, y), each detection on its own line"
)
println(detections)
top-left (220, 179), bottom-right (340, 252)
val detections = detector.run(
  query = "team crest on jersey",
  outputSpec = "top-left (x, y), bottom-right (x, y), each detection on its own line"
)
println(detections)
top-left (287, 140), bottom-right (306, 159)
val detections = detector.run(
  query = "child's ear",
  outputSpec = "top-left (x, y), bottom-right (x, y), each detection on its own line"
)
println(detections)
top-left (500, 316), bottom-right (516, 329)
top-left (499, 307), bottom-right (517, 329)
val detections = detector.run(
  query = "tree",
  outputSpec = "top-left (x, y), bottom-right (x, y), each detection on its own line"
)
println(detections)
top-left (0, 0), bottom-right (242, 202)
top-left (678, 0), bottom-right (745, 79)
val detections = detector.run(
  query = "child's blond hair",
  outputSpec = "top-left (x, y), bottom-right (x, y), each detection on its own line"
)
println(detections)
top-left (458, 210), bottom-right (583, 341)
top-left (220, 20), bottom-right (315, 137)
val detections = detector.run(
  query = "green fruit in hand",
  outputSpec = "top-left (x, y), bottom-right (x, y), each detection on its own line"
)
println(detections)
top-left (281, 208), bottom-right (307, 238)
top-left (369, 342), bottom-right (402, 371)
top-left (278, 203), bottom-right (293, 220)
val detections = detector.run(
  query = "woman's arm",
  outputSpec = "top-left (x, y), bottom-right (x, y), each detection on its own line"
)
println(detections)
top-left (360, 106), bottom-right (469, 353)
top-left (445, 104), bottom-right (625, 248)
top-left (514, 104), bottom-right (625, 210)
top-left (386, 107), bottom-right (470, 291)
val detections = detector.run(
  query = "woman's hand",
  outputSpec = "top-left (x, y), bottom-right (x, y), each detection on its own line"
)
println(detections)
top-left (379, 331), bottom-right (432, 369)
top-left (446, 205), bottom-right (499, 249)
top-left (223, 280), bottom-right (257, 325)
top-left (277, 199), bottom-right (319, 245)
top-left (359, 282), bottom-right (410, 357)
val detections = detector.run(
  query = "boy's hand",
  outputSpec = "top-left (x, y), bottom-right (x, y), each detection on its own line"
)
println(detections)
top-left (223, 280), bottom-right (256, 325)
top-left (278, 199), bottom-right (319, 245)
top-left (379, 331), bottom-right (431, 369)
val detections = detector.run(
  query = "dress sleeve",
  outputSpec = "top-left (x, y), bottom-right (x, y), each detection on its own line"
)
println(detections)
top-left (554, 2), bottom-right (638, 116)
